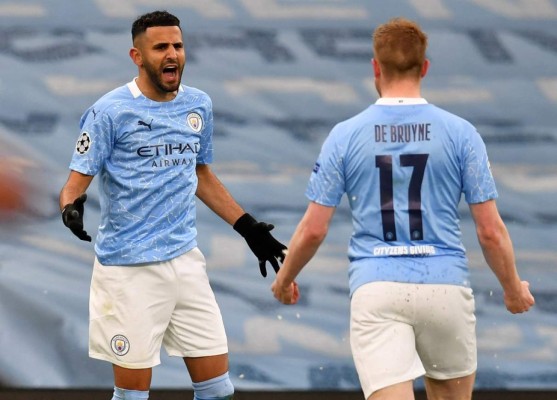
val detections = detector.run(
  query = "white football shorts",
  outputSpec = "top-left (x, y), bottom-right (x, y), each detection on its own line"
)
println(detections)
top-left (350, 281), bottom-right (477, 398)
top-left (89, 247), bottom-right (228, 369)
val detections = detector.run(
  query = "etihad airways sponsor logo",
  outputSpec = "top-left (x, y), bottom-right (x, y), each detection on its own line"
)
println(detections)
top-left (136, 142), bottom-right (200, 157)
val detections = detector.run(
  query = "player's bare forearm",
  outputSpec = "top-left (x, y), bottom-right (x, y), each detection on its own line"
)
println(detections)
top-left (195, 164), bottom-right (244, 225)
top-left (59, 170), bottom-right (94, 210)
top-left (477, 222), bottom-right (534, 312)
top-left (277, 226), bottom-right (322, 285)
top-left (59, 170), bottom-right (94, 242)
top-left (470, 200), bottom-right (534, 313)
top-left (478, 223), bottom-right (521, 293)
top-left (469, 201), bottom-right (520, 293)
top-left (272, 219), bottom-right (323, 305)
top-left (275, 202), bottom-right (334, 286)
top-left (196, 164), bottom-right (288, 277)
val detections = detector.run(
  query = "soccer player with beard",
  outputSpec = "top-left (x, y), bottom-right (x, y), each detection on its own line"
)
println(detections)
top-left (59, 10), bottom-right (286, 400)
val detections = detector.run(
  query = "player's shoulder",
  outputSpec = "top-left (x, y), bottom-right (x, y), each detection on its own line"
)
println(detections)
top-left (181, 84), bottom-right (209, 97)
top-left (427, 104), bottom-right (476, 131)
top-left (331, 106), bottom-right (373, 132)
top-left (90, 82), bottom-right (134, 114)
top-left (179, 85), bottom-right (212, 107)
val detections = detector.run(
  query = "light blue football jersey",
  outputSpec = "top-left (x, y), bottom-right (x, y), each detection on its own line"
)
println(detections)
top-left (306, 98), bottom-right (498, 296)
top-left (70, 79), bottom-right (213, 265)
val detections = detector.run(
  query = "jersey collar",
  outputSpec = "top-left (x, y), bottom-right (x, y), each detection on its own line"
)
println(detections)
top-left (375, 98), bottom-right (428, 105)
top-left (127, 78), bottom-right (184, 99)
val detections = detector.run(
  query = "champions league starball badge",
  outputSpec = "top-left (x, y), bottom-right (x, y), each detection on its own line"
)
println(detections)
top-left (76, 132), bottom-right (92, 155)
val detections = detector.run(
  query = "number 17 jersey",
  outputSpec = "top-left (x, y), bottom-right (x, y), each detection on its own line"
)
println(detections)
top-left (306, 98), bottom-right (498, 296)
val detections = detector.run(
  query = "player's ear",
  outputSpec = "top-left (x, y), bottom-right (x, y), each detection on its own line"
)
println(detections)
top-left (420, 59), bottom-right (430, 78)
top-left (372, 58), bottom-right (381, 78)
top-left (129, 47), bottom-right (142, 67)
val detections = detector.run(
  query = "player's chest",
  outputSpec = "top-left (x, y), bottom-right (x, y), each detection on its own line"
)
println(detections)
top-left (112, 108), bottom-right (205, 163)
top-left (117, 106), bottom-right (205, 139)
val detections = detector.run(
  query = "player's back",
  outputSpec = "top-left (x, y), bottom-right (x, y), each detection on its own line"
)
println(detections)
top-left (334, 99), bottom-right (497, 292)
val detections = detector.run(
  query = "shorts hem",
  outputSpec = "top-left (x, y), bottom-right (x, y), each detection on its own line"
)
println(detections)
top-left (167, 346), bottom-right (229, 359)
top-left (89, 352), bottom-right (160, 369)
top-left (425, 366), bottom-right (477, 381)
top-left (364, 371), bottom-right (425, 399)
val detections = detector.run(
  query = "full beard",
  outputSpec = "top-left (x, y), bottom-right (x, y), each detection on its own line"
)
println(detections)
top-left (144, 62), bottom-right (183, 93)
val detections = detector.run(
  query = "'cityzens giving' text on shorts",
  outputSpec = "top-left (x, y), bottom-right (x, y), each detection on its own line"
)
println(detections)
top-left (373, 245), bottom-right (436, 256)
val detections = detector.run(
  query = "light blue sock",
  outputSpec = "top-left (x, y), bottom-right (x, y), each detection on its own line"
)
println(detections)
top-left (192, 372), bottom-right (234, 400)
top-left (111, 386), bottom-right (149, 400)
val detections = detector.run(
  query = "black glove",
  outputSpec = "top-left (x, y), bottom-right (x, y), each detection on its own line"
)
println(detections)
top-left (62, 193), bottom-right (92, 242)
top-left (233, 213), bottom-right (287, 277)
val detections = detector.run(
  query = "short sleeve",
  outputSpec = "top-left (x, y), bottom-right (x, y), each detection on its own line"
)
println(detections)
top-left (69, 106), bottom-right (114, 176)
top-left (196, 100), bottom-right (213, 165)
top-left (461, 129), bottom-right (498, 204)
top-left (305, 126), bottom-right (346, 207)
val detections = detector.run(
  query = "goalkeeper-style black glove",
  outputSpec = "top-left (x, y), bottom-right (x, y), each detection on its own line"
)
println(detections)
top-left (62, 193), bottom-right (92, 242)
top-left (233, 213), bottom-right (287, 278)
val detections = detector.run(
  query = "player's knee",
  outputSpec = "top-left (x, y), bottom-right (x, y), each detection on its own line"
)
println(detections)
top-left (112, 386), bottom-right (149, 399)
top-left (192, 371), bottom-right (234, 400)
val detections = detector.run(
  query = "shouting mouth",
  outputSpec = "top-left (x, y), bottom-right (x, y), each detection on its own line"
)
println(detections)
top-left (162, 65), bottom-right (179, 83)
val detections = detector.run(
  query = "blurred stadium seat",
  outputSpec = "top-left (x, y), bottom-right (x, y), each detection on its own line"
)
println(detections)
top-left (0, 0), bottom-right (556, 395)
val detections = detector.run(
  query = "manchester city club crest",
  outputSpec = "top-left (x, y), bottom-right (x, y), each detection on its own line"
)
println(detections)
top-left (110, 334), bottom-right (130, 356)
top-left (186, 112), bottom-right (203, 133)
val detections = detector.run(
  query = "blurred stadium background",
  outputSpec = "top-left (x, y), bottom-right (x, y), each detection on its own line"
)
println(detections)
top-left (0, 0), bottom-right (556, 398)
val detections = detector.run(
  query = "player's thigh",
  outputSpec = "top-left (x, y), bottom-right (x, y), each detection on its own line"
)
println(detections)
top-left (414, 284), bottom-right (477, 380)
top-left (424, 372), bottom-right (475, 400)
top-left (113, 365), bottom-right (152, 391)
top-left (163, 247), bottom-right (228, 359)
top-left (350, 282), bottom-right (426, 399)
top-left (368, 380), bottom-right (415, 400)
top-left (184, 353), bottom-right (229, 383)
top-left (89, 258), bottom-right (176, 368)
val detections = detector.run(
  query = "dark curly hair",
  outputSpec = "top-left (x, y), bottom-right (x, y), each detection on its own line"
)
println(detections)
top-left (131, 10), bottom-right (181, 41)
